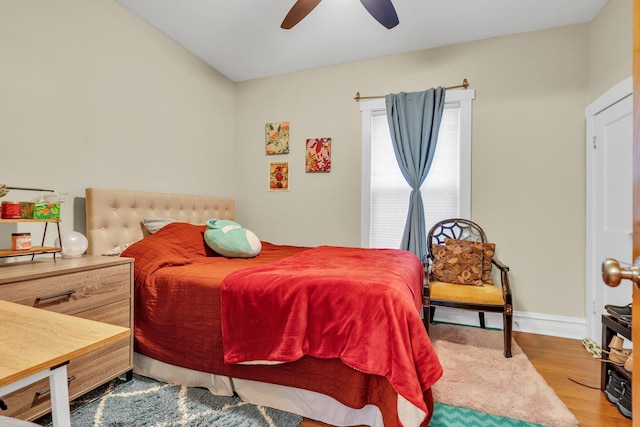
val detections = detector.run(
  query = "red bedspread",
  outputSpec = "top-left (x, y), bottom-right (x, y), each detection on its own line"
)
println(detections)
top-left (221, 245), bottom-right (442, 425)
top-left (122, 222), bottom-right (441, 426)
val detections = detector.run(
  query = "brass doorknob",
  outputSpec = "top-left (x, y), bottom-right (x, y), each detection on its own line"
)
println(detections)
top-left (602, 258), bottom-right (640, 287)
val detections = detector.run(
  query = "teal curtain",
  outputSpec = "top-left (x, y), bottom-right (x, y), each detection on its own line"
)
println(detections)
top-left (385, 87), bottom-right (446, 262)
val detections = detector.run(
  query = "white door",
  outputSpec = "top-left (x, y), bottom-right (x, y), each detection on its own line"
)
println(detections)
top-left (587, 89), bottom-right (633, 343)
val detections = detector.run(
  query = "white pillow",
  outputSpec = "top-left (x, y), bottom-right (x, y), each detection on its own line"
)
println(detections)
top-left (143, 218), bottom-right (177, 234)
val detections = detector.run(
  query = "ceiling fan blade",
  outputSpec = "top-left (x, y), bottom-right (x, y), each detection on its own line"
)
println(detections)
top-left (281, 0), bottom-right (323, 29)
top-left (360, 0), bottom-right (399, 29)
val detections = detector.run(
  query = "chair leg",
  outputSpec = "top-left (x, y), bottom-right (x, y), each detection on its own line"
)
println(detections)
top-left (423, 306), bottom-right (431, 332)
top-left (503, 312), bottom-right (513, 358)
top-left (479, 312), bottom-right (486, 329)
top-left (430, 307), bottom-right (436, 324)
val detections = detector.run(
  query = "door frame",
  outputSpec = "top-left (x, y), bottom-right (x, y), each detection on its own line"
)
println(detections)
top-left (585, 76), bottom-right (633, 342)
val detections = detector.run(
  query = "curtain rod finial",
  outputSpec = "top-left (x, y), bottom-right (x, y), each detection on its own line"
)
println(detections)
top-left (354, 92), bottom-right (361, 102)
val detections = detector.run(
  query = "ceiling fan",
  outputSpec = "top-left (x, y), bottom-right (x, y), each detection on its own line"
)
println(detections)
top-left (281, 0), bottom-right (399, 30)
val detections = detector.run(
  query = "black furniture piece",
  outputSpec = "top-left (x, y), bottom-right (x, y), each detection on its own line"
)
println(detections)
top-left (601, 314), bottom-right (632, 390)
top-left (424, 218), bottom-right (513, 357)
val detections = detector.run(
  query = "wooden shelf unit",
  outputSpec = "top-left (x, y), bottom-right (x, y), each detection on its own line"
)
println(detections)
top-left (0, 219), bottom-right (61, 223)
top-left (0, 218), bottom-right (61, 259)
top-left (600, 314), bottom-right (632, 390)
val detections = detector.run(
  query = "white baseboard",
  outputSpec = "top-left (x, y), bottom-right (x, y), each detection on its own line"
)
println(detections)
top-left (431, 308), bottom-right (588, 340)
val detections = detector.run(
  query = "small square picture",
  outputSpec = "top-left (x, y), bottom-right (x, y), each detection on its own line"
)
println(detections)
top-left (265, 121), bottom-right (290, 155)
top-left (268, 161), bottom-right (289, 191)
top-left (305, 138), bottom-right (331, 172)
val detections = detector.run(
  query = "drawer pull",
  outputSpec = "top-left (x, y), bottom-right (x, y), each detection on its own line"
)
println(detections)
top-left (34, 290), bottom-right (76, 304)
top-left (35, 376), bottom-right (76, 397)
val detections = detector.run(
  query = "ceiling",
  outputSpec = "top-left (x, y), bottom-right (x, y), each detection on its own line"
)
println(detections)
top-left (114, 0), bottom-right (608, 83)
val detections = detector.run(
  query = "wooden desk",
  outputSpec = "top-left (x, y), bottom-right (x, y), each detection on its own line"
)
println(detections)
top-left (0, 300), bottom-right (130, 426)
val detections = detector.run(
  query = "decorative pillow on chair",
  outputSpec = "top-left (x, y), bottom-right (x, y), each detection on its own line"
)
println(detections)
top-left (204, 218), bottom-right (262, 258)
top-left (430, 243), bottom-right (484, 286)
top-left (445, 238), bottom-right (495, 285)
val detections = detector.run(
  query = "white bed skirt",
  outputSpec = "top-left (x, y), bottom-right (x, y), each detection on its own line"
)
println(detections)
top-left (0, 416), bottom-right (39, 426)
top-left (133, 352), bottom-right (383, 427)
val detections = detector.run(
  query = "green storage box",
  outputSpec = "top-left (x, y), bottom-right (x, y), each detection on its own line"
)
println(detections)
top-left (33, 203), bottom-right (60, 219)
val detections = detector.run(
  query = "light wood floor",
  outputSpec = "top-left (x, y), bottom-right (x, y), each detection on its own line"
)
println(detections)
top-left (300, 331), bottom-right (632, 427)
top-left (514, 331), bottom-right (631, 427)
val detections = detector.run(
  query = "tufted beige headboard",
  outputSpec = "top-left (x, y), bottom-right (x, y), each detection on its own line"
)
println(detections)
top-left (85, 188), bottom-right (235, 256)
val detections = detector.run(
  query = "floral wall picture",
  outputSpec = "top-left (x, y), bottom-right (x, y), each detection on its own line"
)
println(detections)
top-left (268, 161), bottom-right (289, 191)
top-left (305, 138), bottom-right (331, 172)
top-left (265, 121), bottom-right (290, 155)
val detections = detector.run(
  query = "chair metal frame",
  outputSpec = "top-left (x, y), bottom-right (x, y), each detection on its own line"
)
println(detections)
top-left (424, 218), bottom-right (513, 357)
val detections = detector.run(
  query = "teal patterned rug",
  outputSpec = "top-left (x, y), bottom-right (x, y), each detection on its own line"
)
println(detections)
top-left (432, 403), bottom-right (544, 427)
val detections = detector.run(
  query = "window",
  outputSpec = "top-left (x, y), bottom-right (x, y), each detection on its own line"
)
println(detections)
top-left (360, 90), bottom-right (475, 249)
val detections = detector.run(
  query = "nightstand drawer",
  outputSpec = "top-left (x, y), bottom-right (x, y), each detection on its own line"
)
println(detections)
top-left (0, 263), bottom-right (130, 315)
top-left (74, 296), bottom-right (132, 328)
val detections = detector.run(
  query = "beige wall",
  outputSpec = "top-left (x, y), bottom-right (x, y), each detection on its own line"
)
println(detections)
top-left (236, 1), bottom-right (632, 319)
top-left (0, 0), bottom-right (631, 320)
top-left (235, 25), bottom-right (592, 317)
top-left (0, 0), bottom-right (236, 239)
top-left (589, 0), bottom-right (632, 101)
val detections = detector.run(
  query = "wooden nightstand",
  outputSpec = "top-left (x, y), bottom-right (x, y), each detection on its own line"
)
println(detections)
top-left (0, 256), bottom-right (133, 421)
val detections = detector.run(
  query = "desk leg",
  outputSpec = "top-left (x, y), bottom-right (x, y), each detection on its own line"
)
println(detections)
top-left (48, 365), bottom-right (71, 427)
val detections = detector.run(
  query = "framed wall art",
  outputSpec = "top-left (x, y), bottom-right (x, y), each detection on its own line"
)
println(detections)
top-left (265, 121), bottom-right (290, 155)
top-left (268, 161), bottom-right (289, 191)
top-left (305, 137), bottom-right (331, 172)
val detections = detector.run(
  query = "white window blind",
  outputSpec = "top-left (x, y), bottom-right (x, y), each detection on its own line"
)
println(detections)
top-left (360, 90), bottom-right (475, 249)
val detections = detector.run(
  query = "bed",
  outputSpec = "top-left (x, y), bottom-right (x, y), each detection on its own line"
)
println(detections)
top-left (85, 187), bottom-right (442, 427)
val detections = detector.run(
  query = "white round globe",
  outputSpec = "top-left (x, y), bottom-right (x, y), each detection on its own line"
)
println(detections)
top-left (54, 231), bottom-right (88, 258)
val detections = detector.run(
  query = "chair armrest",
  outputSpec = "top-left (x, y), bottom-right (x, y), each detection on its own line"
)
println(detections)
top-left (491, 257), bottom-right (508, 272)
top-left (492, 257), bottom-right (512, 306)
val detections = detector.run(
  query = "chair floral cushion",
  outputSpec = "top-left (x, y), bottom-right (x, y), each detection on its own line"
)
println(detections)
top-left (445, 238), bottom-right (496, 285)
top-left (430, 243), bottom-right (484, 286)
